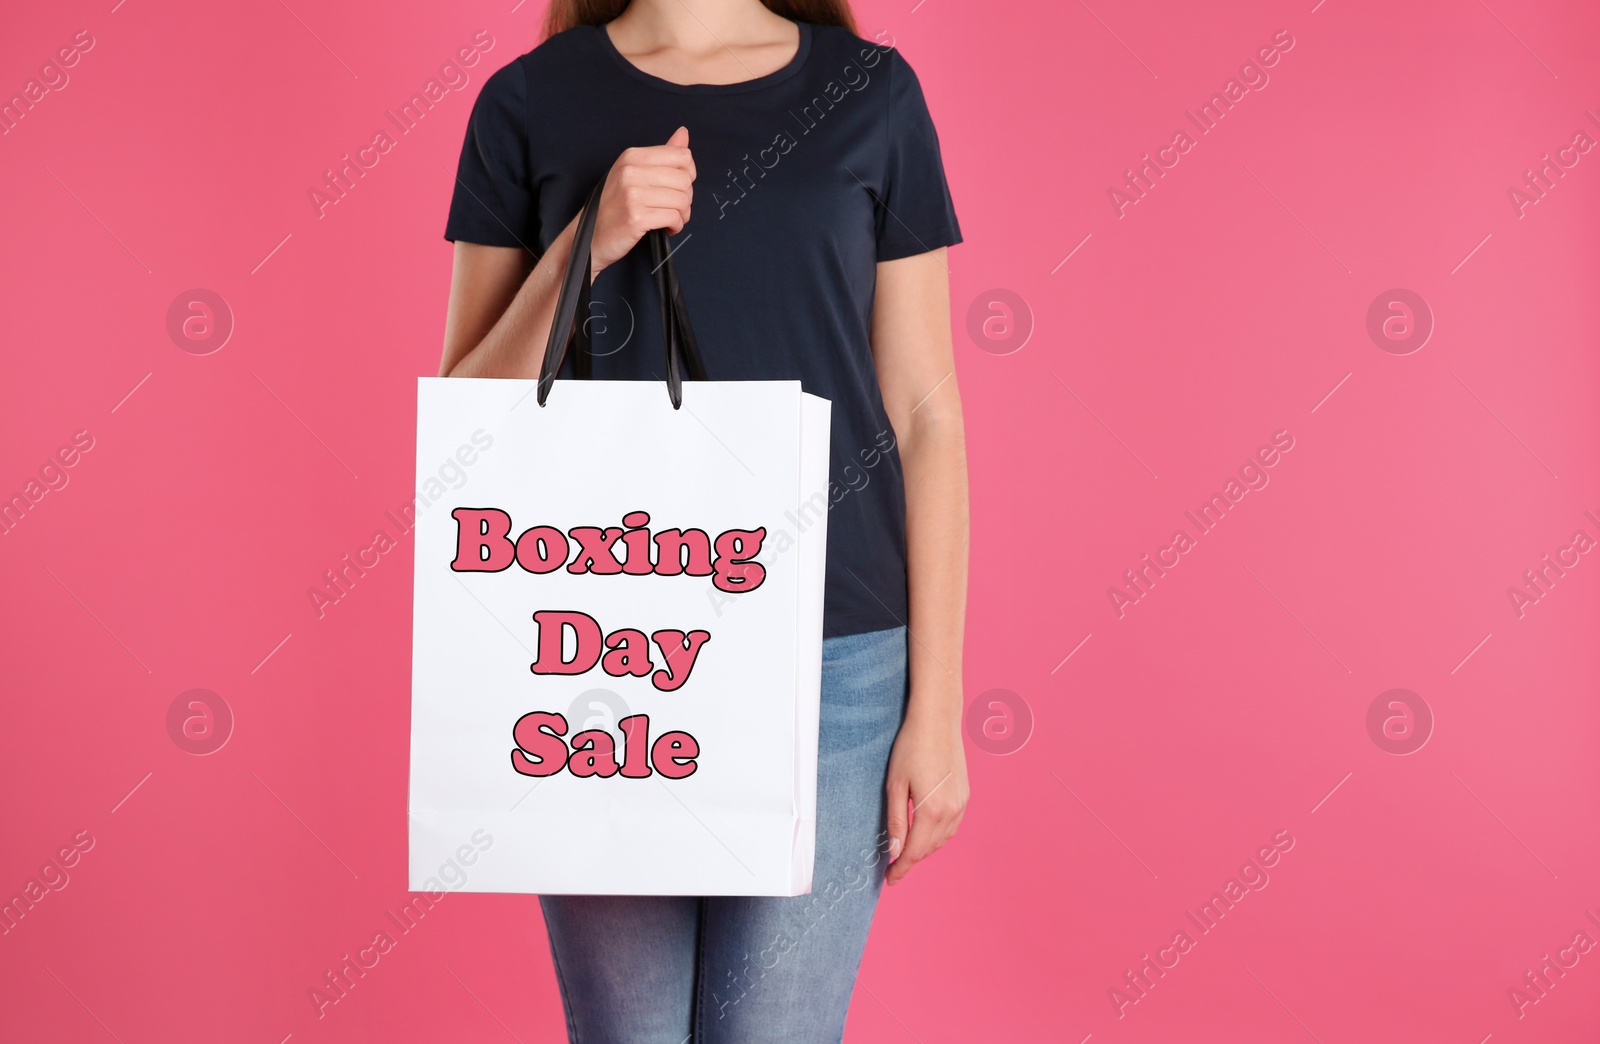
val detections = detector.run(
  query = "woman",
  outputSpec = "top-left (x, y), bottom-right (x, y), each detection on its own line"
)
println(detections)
top-left (437, 0), bottom-right (969, 1038)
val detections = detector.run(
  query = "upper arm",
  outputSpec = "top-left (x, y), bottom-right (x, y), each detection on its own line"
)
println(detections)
top-left (870, 248), bottom-right (958, 441)
top-left (438, 58), bottom-right (537, 375)
top-left (868, 51), bottom-right (962, 436)
top-left (439, 242), bottom-right (530, 376)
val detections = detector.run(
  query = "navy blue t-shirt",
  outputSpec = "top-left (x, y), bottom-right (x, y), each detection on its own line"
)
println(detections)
top-left (444, 21), bottom-right (961, 638)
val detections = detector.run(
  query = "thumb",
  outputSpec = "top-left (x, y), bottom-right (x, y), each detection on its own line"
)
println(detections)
top-left (666, 125), bottom-right (689, 148)
top-left (885, 775), bottom-right (909, 865)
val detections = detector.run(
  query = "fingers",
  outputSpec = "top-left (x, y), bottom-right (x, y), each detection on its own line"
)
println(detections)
top-left (885, 774), bottom-right (910, 872)
top-left (660, 126), bottom-right (692, 177)
top-left (884, 777), bottom-right (965, 887)
top-left (618, 144), bottom-right (694, 169)
top-left (618, 188), bottom-right (691, 234)
top-left (617, 132), bottom-right (696, 181)
top-left (613, 163), bottom-right (694, 195)
top-left (592, 132), bottom-right (696, 270)
top-left (620, 186), bottom-right (691, 213)
top-left (611, 142), bottom-right (695, 232)
top-left (639, 206), bottom-right (688, 236)
top-left (886, 810), bottom-right (936, 887)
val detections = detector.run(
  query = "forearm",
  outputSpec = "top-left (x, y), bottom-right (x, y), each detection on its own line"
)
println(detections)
top-left (442, 215), bottom-right (580, 380)
top-left (899, 399), bottom-right (970, 726)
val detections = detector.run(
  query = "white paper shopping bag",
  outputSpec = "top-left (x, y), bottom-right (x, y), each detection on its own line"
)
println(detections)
top-left (408, 177), bottom-right (831, 897)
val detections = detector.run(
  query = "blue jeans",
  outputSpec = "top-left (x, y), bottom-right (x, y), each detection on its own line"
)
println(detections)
top-left (539, 625), bottom-right (909, 1043)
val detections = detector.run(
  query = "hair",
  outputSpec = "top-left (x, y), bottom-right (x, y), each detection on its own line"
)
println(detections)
top-left (543, 0), bottom-right (856, 40)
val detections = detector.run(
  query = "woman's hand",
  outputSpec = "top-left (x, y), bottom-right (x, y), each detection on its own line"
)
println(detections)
top-left (438, 127), bottom-right (694, 378)
top-left (884, 699), bottom-right (970, 886)
top-left (591, 126), bottom-right (695, 275)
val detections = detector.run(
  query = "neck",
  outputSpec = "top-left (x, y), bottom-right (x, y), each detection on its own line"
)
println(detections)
top-left (612, 0), bottom-right (784, 49)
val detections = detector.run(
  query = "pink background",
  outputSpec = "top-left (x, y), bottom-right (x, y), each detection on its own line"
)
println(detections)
top-left (3, 0), bottom-right (1598, 1040)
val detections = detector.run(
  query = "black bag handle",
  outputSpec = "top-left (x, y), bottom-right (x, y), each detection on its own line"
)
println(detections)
top-left (536, 171), bottom-right (708, 409)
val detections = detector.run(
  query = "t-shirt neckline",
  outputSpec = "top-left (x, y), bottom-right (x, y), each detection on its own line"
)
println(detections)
top-left (595, 20), bottom-right (813, 95)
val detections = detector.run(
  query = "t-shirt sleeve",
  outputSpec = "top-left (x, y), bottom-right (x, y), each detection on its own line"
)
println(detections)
top-left (444, 59), bottom-right (536, 250)
top-left (874, 50), bottom-right (963, 262)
